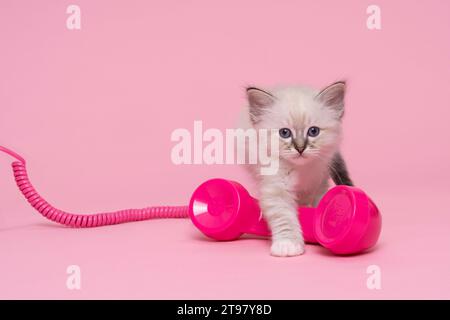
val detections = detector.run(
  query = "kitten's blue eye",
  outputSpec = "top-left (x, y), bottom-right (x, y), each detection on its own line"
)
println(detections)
top-left (307, 126), bottom-right (320, 137)
top-left (279, 128), bottom-right (292, 138)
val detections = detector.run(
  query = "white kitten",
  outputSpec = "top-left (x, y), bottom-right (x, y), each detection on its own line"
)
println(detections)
top-left (239, 81), bottom-right (353, 257)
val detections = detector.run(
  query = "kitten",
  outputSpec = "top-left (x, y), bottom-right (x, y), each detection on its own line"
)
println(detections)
top-left (240, 81), bottom-right (353, 257)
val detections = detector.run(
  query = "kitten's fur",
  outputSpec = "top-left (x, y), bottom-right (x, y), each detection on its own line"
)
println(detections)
top-left (240, 81), bottom-right (353, 257)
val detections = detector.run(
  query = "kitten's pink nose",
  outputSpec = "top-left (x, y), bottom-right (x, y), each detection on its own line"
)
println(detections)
top-left (293, 139), bottom-right (307, 155)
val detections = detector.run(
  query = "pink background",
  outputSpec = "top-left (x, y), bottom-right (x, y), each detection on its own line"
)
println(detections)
top-left (1, 0), bottom-right (449, 299)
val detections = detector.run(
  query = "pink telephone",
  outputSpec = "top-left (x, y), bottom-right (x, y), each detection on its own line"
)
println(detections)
top-left (1, 145), bottom-right (381, 255)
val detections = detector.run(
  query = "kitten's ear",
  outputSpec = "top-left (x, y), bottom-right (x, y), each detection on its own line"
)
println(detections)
top-left (246, 87), bottom-right (275, 123)
top-left (316, 81), bottom-right (346, 118)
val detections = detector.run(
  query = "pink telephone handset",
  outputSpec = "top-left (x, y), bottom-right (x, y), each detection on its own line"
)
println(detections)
top-left (189, 179), bottom-right (381, 254)
top-left (1, 145), bottom-right (381, 255)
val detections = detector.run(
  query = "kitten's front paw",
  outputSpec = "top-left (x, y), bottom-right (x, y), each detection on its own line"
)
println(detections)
top-left (270, 239), bottom-right (305, 257)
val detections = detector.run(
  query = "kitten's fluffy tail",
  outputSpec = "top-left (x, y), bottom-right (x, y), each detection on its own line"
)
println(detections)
top-left (330, 152), bottom-right (354, 186)
top-left (1, 146), bottom-right (188, 228)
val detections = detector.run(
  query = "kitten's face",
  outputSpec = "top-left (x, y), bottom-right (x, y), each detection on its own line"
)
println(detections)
top-left (247, 82), bottom-right (345, 166)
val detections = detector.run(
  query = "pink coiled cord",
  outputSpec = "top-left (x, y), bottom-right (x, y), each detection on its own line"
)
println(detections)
top-left (1, 145), bottom-right (188, 227)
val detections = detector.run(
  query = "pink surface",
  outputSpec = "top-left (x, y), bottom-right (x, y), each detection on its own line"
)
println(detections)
top-left (1, 0), bottom-right (450, 299)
